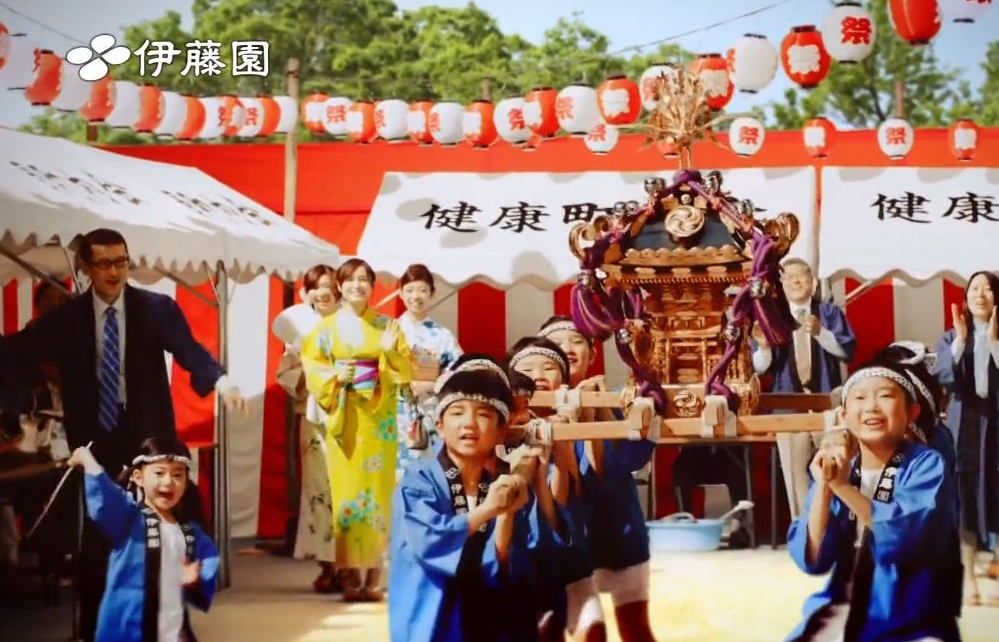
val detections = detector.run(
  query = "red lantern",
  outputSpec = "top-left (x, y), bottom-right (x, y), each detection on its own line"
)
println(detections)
top-left (803, 117), bottom-right (836, 158)
top-left (464, 99), bottom-right (498, 148)
top-left (23, 49), bottom-right (61, 106)
top-left (781, 26), bottom-right (831, 89)
top-left (218, 95), bottom-right (245, 137)
top-left (133, 84), bottom-right (164, 133)
top-left (79, 75), bottom-right (114, 123)
top-left (407, 100), bottom-right (434, 145)
top-left (689, 53), bottom-right (733, 111)
top-left (347, 100), bottom-right (377, 143)
top-left (596, 75), bottom-right (640, 126)
top-left (949, 119), bottom-right (978, 161)
top-left (889, 0), bottom-right (942, 46)
top-left (301, 92), bottom-right (328, 133)
top-left (175, 95), bottom-right (206, 141)
top-left (0, 21), bottom-right (8, 72)
top-left (523, 87), bottom-right (559, 138)
top-left (256, 96), bottom-right (281, 137)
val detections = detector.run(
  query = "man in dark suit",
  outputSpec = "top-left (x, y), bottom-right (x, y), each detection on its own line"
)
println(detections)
top-left (0, 228), bottom-right (246, 642)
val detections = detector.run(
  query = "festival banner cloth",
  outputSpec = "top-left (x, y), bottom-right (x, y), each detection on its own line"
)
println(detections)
top-left (819, 167), bottom-right (999, 282)
top-left (358, 168), bottom-right (817, 288)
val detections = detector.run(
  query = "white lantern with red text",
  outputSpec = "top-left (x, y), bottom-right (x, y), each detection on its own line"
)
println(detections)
top-left (730, 34), bottom-right (779, 94)
top-left (375, 99), bottom-right (409, 142)
top-left (877, 118), bottom-right (914, 160)
top-left (949, 119), bottom-right (978, 161)
top-left (940, 0), bottom-right (992, 22)
top-left (555, 84), bottom-right (601, 136)
top-left (0, 33), bottom-right (38, 89)
top-left (322, 96), bottom-right (353, 137)
top-left (50, 62), bottom-right (91, 111)
top-left (235, 96), bottom-right (264, 138)
top-left (197, 97), bottom-right (225, 139)
top-left (272, 96), bottom-right (298, 134)
top-left (494, 97), bottom-right (530, 146)
top-left (821, 2), bottom-right (876, 64)
top-left (153, 91), bottom-right (188, 138)
top-left (639, 63), bottom-right (679, 111)
top-left (407, 101), bottom-right (434, 145)
top-left (104, 81), bottom-right (141, 128)
top-left (596, 76), bottom-right (640, 126)
top-left (584, 123), bottom-right (619, 155)
top-left (728, 117), bottom-right (765, 157)
top-left (430, 102), bottom-right (464, 146)
top-left (803, 117), bottom-right (836, 158)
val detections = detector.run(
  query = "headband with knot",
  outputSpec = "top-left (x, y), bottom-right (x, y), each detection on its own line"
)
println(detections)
top-left (508, 346), bottom-right (569, 379)
top-left (433, 359), bottom-right (510, 394)
top-left (841, 366), bottom-right (917, 404)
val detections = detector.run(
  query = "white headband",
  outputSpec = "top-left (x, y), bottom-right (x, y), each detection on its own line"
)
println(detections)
top-left (889, 341), bottom-right (927, 366)
top-left (537, 320), bottom-right (580, 339)
top-left (433, 359), bottom-right (510, 394)
top-left (841, 366), bottom-right (916, 403)
top-left (509, 346), bottom-right (569, 376)
top-left (131, 454), bottom-right (192, 468)
top-left (434, 392), bottom-right (511, 423)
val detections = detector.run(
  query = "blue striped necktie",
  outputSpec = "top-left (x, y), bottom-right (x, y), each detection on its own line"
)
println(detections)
top-left (98, 307), bottom-right (120, 432)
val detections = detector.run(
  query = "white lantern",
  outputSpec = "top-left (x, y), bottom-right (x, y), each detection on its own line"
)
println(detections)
top-left (321, 96), bottom-right (353, 137)
top-left (555, 84), bottom-right (601, 136)
top-left (50, 62), bottom-right (91, 111)
top-left (493, 97), bottom-right (530, 146)
top-left (639, 63), bottom-right (679, 111)
top-left (821, 1), bottom-right (876, 64)
top-left (375, 98), bottom-right (409, 142)
top-left (728, 116), bottom-right (766, 157)
top-left (0, 33), bottom-right (38, 90)
top-left (153, 91), bottom-right (187, 138)
top-left (197, 97), bottom-right (225, 139)
top-left (877, 118), bottom-right (914, 160)
top-left (272, 95), bottom-right (298, 134)
top-left (584, 123), bottom-right (619, 155)
top-left (104, 81), bottom-right (141, 128)
top-left (429, 101), bottom-right (464, 146)
top-left (940, 0), bottom-right (992, 23)
top-left (234, 96), bottom-right (264, 138)
top-left (730, 34), bottom-right (779, 94)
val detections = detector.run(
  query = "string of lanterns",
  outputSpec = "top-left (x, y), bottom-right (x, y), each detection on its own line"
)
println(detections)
top-left (0, 0), bottom-right (990, 161)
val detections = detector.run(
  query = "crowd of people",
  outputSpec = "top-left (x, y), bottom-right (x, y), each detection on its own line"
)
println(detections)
top-left (0, 226), bottom-right (995, 642)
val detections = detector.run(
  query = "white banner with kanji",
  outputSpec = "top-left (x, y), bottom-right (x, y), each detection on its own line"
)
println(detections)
top-left (819, 167), bottom-right (999, 282)
top-left (357, 169), bottom-right (817, 288)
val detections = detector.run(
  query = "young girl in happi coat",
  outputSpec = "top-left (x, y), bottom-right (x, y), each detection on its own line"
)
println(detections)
top-left (67, 437), bottom-right (218, 642)
top-left (933, 270), bottom-right (999, 607)
top-left (786, 350), bottom-right (963, 642)
top-left (537, 316), bottom-right (658, 642)
top-left (387, 364), bottom-right (574, 642)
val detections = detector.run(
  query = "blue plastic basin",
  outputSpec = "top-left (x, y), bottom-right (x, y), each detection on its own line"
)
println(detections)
top-left (646, 512), bottom-right (724, 552)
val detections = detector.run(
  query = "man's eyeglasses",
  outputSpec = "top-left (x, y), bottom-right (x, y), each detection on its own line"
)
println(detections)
top-left (88, 257), bottom-right (130, 270)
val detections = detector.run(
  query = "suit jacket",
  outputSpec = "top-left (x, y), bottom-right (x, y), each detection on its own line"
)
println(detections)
top-left (0, 286), bottom-right (224, 469)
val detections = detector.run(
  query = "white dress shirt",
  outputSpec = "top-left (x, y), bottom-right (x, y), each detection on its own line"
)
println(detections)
top-left (950, 320), bottom-right (999, 399)
top-left (752, 303), bottom-right (848, 374)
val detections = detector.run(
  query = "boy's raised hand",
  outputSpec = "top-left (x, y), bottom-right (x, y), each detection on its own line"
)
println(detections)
top-left (181, 559), bottom-right (201, 587)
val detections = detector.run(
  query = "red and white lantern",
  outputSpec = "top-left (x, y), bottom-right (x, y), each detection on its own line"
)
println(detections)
top-left (197, 97), bottom-right (224, 139)
top-left (889, 0), bottom-right (942, 46)
top-left (347, 100), bottom-right (377, 143)
top-left (555, 84), bottom-right (601, 136)
top-left (803, 117), bottom-right (836, 158)
top-left (523, 87), bottom-right (559, 138)
top-left (689, 54), bottom-right (733, 111)
top-left (0, 33), bottom-right (39, 90)
top-left (374, 99), bottom-right (409, 142)
top-left (729, 34), bottom-right (778, 94)
top-left (728, 116), bottom-right (765, 157)
top-left (940, 0), bottom-right (992, 23)
top-left (152, 91), bottom-right (187, 138)
top-left (0, 21), bottom-right (9, 72)
top-left (429, 101), bottom-right (464, 146)
top-left (23, 50), bottom-right (61, 106)
top-left (252, 96), bottom-right (281, 138)
top-left (105, 81), bottom-right (142, 129)
top-left (301, 92), bottom-right (328, 134)
top-left (79, 76), bottom-right (114, 123)
top-left (322, 96), bottom-right (353, 137)
top-left (464, 99), bottom-right (498, 148)
top-left (234, 96), bottom-right (264, 138)
top-left (877, 117), bottom-right (914, 160)
top-left (407, 101), bottom-right (434, 145)
top-left (271, 96), bottom-right (298, 134)
top-left (821, 2), bottom-right (876, 64)
top-left (494, 97), bottom-right (530, 146)
top-left (949, 119), bottom-right (978, 161)
top-left (781, 26), bottom-right (831, 89)
top-left (596, 76), bottom-right (640, 126)
top-left (133, 84), bottom-right (164, 133)
top-left (50, 62), bottom-right (91, 111)
top-left (584, 123), bottom-right (619, 155)
top-left (175, 96), bottom-right (206, 141)
top-left (218, 94), bottom-right (245, 137)
top-left (638, 63), bottom-right (679, 111)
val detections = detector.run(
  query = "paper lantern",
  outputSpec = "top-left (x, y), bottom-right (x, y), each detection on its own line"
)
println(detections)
top-left (889, 0), bottom-right (942, 45)
top-left (407, 101), bottom-right (434, 145)
top-left (781, 26), bottom-right (831, 89)
top-left (220, 95), bottom-right (245, 137)
top-left (50, 62), bottom-right (91, 111)
top-left (941, 0), bottom-right (992, 22)
top-left (949, 119), bottom-right (978, 161)
top-left (729, 34), bottom-right (779, 94)
top-left (271, 96), bottom-right (298, 134)
top-left (375, 98), bottom-right (409, 142)
top-left (523, 87), bottom-right (559, 138)
top-left (255, 96), bottom-right (281, 137)
top-left (197, 97), bottom-right (225, 139)
top-left (104, 81), bottom-right (141, 128)
top-left (638, 63), bottom-right (679, 111)
top-left (78, 75), bottom-right (114, 122)
top-left (175, 95), bottom-right (206, 141)
top-left (321, 96), bottom-right (353, 137)
top-left (0, 33), bottom-right (38, 90)
top-left (429, 101), bottom-right (464, 146)
top-left (689, 54), bottom-right (733, 111)
top-left (464, 99), bottom-right (498, 148)
top-left (821, 2), bottom-right (876, 64)
top-left (132, 84), bottom-right (164, 133)
top-left (728, 117), bottom-right (765, 157)
top-left (23, 50), bottom-right (61, 106)
top-left (554, 84), bottom-right (601, 136)
top-left (802, 117), bottom-right (836, 158)
top-left (302, 92), bottom-right (328, 134)
top-left (494, 97), bottom-right (530, 146)
top-left (584, 123), bottom-right (619, 155)
top-left (235, 96), bottom-right (264, 138)
top-left (877, 118), bottom-right (914, 160)
top-left (152, 91), bottom-right (187, 138)
top-left (347, 100), bottom-right (377, 143)
top-left (596, 75), bottom-right (640, 126)
top-left (0, 21), bottom-right (8, 72)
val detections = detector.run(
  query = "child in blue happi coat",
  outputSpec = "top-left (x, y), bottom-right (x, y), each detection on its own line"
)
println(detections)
top-left (68, 436), bottom-right (218, 642)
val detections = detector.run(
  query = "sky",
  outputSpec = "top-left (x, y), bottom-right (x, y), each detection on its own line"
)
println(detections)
top-left (0, 0), bottom-right (995, 129)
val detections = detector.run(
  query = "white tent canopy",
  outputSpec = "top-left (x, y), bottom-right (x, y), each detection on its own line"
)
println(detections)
top-left (0, 127), bottom-right (340, 285)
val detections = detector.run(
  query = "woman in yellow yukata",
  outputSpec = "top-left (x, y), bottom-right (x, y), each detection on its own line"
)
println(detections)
top-left (301, 258), bottom-right (413, 602)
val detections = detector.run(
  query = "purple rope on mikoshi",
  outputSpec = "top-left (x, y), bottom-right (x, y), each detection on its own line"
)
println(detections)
top-left (571, 272), bottom-right (616, 342)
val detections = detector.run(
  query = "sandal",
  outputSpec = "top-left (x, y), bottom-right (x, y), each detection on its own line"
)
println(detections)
top-left (339, 569), bottom-right (364, 602)
top-left (312, 564), bottom-right (342, 594)
top-left (359, 586), bottom-right (385, 602)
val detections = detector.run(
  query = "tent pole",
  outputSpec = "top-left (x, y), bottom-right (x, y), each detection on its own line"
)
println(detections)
top-left (212, 261), bottom-right (232, 589)
top-left (0, 245), bottom-right (72, 292)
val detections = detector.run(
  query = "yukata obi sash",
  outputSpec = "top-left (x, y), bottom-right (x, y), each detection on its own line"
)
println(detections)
top-left (322, 358), bottom-right (385, 439)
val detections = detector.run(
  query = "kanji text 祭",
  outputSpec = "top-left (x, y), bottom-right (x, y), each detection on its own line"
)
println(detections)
top-left (133, 39), bottom-right (270, 77)
top-left (419, 201), bottom-right (616, 233)
top-left (871, 192), bottom-right (997, 224)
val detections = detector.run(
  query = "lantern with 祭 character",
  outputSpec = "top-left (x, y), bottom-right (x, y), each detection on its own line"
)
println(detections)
top-left (584, 123), bottom-right (619, 155)
top-left (197, 97), bottom-right (224, 139)
top-left (877, 117), bottom-right (914, 160)
top-left (728, 116), bottom-right (766, 157)
top-left (639, 63), bottom-right (679, 111)
top-left (556, 83), bottom-right (601, 135)
top-left (889, 0), bottom-right (943, 46)
top-left (494, 97), bottom-right (531, 146)
top-left (821, 1), bottom-right (876, 64)
top-left (375, 98), bottom-right (409, 142)
top-left (429, 101), bottom-right (464, 146)
top-left (596, 75), bottom-right (640, 126)
top-left (949, 119), bottom-right (978, 161)
top-left (322, 96), bottom-right (353, 138)
top-left (218, 94), bottom-right (245, 137)
top-left (803, 117), bottom-right (836, 158)
top-left (781, 25), bottom-right (831, 89)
